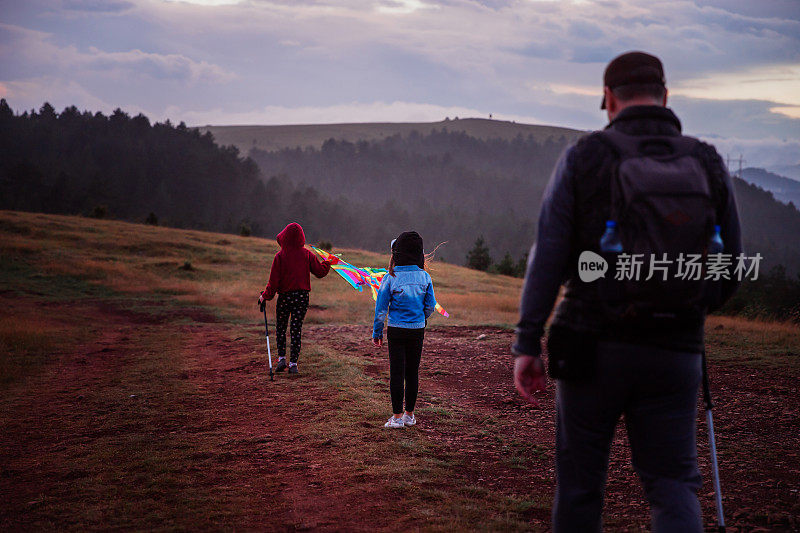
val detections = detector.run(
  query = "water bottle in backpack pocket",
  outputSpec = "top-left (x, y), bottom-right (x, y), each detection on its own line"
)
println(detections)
top-left (708, 225), bottom-right (724, 254)
top-left (704, 224), bottom-right (725, 308)
top-left (598, 220), bottom-right (624, 303)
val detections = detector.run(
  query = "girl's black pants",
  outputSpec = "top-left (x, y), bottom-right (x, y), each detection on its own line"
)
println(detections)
top-left (387, 326), bottom-right (425, 415)
top-left (275, 290), bottom-right (309, 363)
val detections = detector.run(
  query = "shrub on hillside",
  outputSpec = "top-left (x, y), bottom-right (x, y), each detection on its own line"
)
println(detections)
top-left (494, 252), bottom-right (517, 276)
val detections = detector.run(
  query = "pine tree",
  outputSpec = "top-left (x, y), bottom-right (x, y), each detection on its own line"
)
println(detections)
top-left (466, 236), bottom-right (492, 271)
top-left (495, 252), bottom-right (516, 276)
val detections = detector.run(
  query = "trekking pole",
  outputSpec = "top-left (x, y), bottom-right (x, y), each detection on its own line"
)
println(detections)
top-left (702, 350), bottom-right (725, 532)
top-left (263, 307), bottom-right (274, 381)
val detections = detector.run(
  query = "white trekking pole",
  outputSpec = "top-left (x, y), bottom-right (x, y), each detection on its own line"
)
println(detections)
top-left (702, 350), bottom-right (725, 532)
top-left (263, 307), bottom-right (274, 381)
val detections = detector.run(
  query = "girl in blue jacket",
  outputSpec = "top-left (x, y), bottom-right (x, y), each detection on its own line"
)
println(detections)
top-left (372, 231), bottom-right (437, 428)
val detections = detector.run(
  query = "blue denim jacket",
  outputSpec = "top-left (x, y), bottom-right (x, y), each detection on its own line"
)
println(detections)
top-left (373, 265), bottom-right (437, 338)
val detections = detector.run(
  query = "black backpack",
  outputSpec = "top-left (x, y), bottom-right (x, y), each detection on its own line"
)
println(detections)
top-left (598, 130), bottom-right (721, 326)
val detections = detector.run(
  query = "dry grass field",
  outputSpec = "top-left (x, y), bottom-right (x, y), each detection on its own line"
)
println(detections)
top-left (1, 210), bottom-right (798, 531)
top-left (198, 118), bottom-right (585, 154)
top-left (0, 210), bottom-right (521, 328)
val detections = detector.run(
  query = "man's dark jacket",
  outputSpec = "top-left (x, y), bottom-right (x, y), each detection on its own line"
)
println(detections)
top-left (513, 105), bottom-right (743, 357)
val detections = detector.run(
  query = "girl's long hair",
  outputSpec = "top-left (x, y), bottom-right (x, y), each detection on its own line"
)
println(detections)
top-left (388, 241), bottom-right (446, 276)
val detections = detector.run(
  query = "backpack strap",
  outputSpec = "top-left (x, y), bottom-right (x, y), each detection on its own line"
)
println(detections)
top-left (690, 141), bottom-right (730, 227)
top-left (599, 130), bottom-right (700, 160)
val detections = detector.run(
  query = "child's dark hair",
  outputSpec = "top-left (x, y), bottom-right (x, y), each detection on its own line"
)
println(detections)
top-left (388, 240), bottom-right (445, 276)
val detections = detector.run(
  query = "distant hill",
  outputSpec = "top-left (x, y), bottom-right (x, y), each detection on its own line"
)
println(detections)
top-left (197, 118), bottom-right (586, 154)
top-left (769, 164), bottom-right (800, 182)
top-left (740, 167), bottom-right (800, 207)
top-left (732, 179), bottom-right (800, 275)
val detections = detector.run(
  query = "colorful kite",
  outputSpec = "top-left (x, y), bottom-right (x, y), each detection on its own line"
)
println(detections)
top-left (311, 245), bottom-right (449, 317)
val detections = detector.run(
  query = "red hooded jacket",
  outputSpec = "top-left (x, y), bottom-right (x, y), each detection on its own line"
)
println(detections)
top-left (263, 223), bottom-right (330, 300)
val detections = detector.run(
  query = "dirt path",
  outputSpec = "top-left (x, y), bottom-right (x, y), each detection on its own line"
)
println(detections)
top-left (2, 301), bottom-right (798, 531)
top-left (1, 298), bottom-right (399, 531)
top-left (307, 324), bottom-right (800, 532)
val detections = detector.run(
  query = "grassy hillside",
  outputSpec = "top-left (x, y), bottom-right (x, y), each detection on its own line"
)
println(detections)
top-left (198, 118), bottom-right (586, 154)
top-left (0, 211), bottom-right (521, 337)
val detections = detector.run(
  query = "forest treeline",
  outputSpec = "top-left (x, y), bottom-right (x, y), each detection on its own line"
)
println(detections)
top-left (3, 100), bottom-right (800, 285)
top-left (0, 100), bottom-right (378, 243)
top-left (249, 130), bottom-right (566, 263)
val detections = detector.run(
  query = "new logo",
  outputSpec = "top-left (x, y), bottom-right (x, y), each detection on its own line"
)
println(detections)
top-left (578, 251), bottom-right (608, 282)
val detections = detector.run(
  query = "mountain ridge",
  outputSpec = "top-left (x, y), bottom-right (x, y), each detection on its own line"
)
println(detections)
top-left (740, 167), bottom-right (800, 207)
top-left (197, 118), bottom-right (586, 154)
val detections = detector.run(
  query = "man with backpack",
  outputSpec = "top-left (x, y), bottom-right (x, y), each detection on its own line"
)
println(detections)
top-left (512, 51), bottom-right (742, 532)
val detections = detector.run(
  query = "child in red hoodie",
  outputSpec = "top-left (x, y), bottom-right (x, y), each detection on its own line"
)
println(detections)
top-left (258, 222), bottom-right (335, 374)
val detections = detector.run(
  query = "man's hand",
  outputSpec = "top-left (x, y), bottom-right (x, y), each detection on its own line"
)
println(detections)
top-left (372, 337), bottom-right (383, 347)
top-left (514, 355), bottom-right (547, 407)
top-left (326, 256), bottom-right (340, 265)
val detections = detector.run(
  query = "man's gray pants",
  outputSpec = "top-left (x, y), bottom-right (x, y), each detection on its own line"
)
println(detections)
top-left (553, 341), bottom-right (703, 532)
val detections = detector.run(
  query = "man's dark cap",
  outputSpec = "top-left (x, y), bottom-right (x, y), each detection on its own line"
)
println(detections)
top-left (601, 51), bottom-right (666, 110)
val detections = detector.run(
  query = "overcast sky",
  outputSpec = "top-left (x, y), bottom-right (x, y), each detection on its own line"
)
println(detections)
top-left (1, 0), bottom-right (798, 167)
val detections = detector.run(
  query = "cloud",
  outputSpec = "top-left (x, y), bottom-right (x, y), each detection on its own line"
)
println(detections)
top-left (79, 47), bottom-right (237, 83)
top-left (160, 0), bottom-right (244, 5)
top-left (673, 64), bottom-right (800, 107)
top-left (566, 20), bottom-right (605, 41)
top-left (771, 106), bottom-right (800, 119)
top-left (0, 22), bottom-right (235, 84)
top-left (121, 1), bottom-right (800, 87)
top-left (699, 135), bottom-right (800, 168)
top-left (376, 0), bottom-right (439, 15)
top-left (60, 0), bottom-right (134, 12)
top-left (1, 0), bottom-right (797, 160)
top-left (546, 84), bottom-right (598, 97)
top-left (0, 76), bottom-right (117, 113)
top-left (670, 95), bottom-right (800, 140)
top-left (695, 0), bottom-right (800, 21)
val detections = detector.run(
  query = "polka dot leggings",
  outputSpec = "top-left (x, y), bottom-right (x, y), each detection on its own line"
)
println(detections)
top-left (275, 289), bottom-right (310, 363)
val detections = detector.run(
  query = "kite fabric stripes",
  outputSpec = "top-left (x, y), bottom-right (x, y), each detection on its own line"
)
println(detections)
top-left (310, 245), bottom-right (449, 318)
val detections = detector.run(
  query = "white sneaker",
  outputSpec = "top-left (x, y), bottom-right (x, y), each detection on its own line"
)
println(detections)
top-left (384, 416), bottom-right (405, 428)
top-left (401, 413), bottom-right (416, 426)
